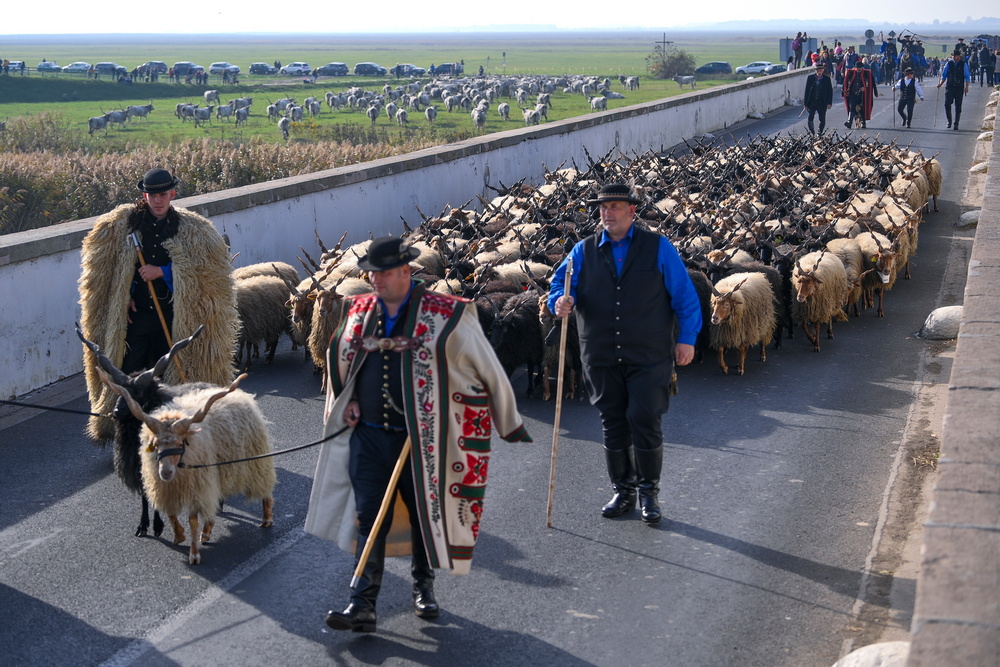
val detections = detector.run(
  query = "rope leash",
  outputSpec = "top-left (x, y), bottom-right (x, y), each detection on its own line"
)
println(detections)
top-left (178, 424), bottom-right (350, 469)
top-left (0, 399), bottom-right (109, 419)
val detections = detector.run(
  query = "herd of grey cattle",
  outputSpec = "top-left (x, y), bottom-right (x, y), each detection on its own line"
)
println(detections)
top-left (84, 73), bottom-right (643, 139)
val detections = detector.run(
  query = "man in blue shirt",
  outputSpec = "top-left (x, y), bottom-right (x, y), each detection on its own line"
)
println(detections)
top-left (548, 183), bottom-right (702, 524)
top-left (938, 50), bottom-right (971, 130)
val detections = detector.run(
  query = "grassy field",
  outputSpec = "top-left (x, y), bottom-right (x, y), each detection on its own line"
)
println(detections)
top-left (0, 31), bottom-right (787, 146)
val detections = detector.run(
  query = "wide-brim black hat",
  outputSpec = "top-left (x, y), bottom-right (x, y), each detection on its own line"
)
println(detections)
top-left (357, 236), bottom-right (420, 272)
top-left (137, 168), bottom-right (180, 193)
top-left (587, 183), bottom-right (641, 205)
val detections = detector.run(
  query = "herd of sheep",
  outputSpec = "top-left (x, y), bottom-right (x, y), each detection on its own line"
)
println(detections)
top-left (83, 72), bottom-right (639, 139)
top-left (87, 131), bottom-right (942, 565)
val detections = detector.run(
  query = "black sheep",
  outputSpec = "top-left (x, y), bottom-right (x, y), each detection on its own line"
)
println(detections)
top-left (76, 324), bottom-right (210, 537)
top-left (489, 291), bottom-right (544, 398)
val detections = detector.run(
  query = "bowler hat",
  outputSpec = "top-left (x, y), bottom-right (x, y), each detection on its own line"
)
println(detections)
top-left (587, 183), bottom-right (641, 205)
top-left (905, 67), bottom-right (914, 73)
top-left (137, 168), bottom-right (180, 193)
top-left (357, 236), bottom-right (420, 272)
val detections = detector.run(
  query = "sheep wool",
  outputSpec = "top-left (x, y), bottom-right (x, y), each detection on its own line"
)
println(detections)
top-left (79, 203), bottom-right (238, 442)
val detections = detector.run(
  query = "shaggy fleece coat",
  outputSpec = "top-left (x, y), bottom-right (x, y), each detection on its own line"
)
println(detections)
top-left (305, 285), bottom-right (532, 575)
top-left (79, 203), bottom-right (238, 442)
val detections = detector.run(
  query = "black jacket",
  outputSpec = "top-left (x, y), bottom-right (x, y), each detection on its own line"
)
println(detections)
top-left (804, 73), bottom-right (833, 109)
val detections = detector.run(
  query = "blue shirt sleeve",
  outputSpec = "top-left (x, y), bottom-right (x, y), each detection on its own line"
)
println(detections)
top-left (161, 263), bottom-right (174, 292)
top-left (546, 241), bottom-right (585, 313)
top-left (657, 237), bottom-right (702, 346)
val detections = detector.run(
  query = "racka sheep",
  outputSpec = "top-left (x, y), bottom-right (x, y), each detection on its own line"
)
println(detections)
top-left (709, 273), bottom-right (777, 375)
top-left (791, 250), bottom-right (850, 352)
top-left (101, 371), bottom-right (276, 565)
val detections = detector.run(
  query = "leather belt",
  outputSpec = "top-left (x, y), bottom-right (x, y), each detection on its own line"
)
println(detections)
top-left (348, 335), bottom-right (424, 353)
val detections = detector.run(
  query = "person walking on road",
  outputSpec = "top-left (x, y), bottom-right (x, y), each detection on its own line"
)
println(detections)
top-left (803, 62), bottom-right (834, 136)
top-left (305, 237), bottom-right (531, 633)
top-left (547, 183), bottom-right (702, 525)
top-left (894, 67), bottom-right (924, 128)
top-left (843, 58), bottom-right (878, 129)
top-left (938, 50), bottom-right (971, 130)
top-left (77, 168), bottom-right (238, 442)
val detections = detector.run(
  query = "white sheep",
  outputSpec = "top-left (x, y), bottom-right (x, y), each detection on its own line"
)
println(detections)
top-left (101, 372), bottom-right (276, 565)
top-left (825, 237), bottom-right (866, 317)
top-left (234, 275), bottom-right (296, 370)
top-left (709, 273), bottom-right (776, 375)
top-left (791, 250), bottom-right (850, 351)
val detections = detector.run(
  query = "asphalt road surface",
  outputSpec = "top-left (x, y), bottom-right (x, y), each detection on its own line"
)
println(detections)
top-left (0, 82), bottom-right (989, 667)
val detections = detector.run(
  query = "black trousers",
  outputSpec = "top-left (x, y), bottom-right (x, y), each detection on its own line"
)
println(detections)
top-left (121, 305), bottom-right (172, 374)
top-left (348, 424), bottom-right (432, 584)
top-left (847, 94), bottom-right (866, 125)
top-left (897, 97), bottom-right (915, 125)
top-left (583, 360), bottom-right (673, 453)
top-left (806, 106), bottom-right (827, 134)
top-left (944, 88), bottom-right (964, 122)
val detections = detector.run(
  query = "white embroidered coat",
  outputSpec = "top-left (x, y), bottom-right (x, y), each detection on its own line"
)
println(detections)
top-left (304, 285), bottom-right (531, 574)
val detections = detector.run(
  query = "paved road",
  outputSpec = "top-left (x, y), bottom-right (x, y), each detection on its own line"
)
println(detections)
top-left (0, 82), bottom-right (989, 667)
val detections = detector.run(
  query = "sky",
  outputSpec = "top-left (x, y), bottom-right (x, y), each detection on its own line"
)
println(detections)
top-left (1, 2), bottom-right (994, 34)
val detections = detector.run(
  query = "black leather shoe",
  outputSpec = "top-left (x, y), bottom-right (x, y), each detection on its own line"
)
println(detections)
top-left (325, 603), bottom-right (376, 632)
top-left (601, 490), bottom-right (636, 518)
top-left (413, 586), bottom-right (440, 619)
top-left (638, 492), bottom-right (662, 524)
top-left (844, 121), bottom-right (851, 128)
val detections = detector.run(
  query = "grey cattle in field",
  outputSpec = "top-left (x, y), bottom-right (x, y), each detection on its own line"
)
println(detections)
top-left (287, 105), bottom-right (304, 121)
top-left (520, 105), bottom-right (540, 125)
top-left (204, 89), bottom-right (220, 105)
top-left (308, 100), bottom-right (322, 117)
top-left (278, 116), bottom-right (291, 139)
top-left (588, 96), bottom-right (607, 111)
top-left (176, 102), bottom-right (198, 119)
top-left (234, 107), bottom-right (249, 126)
top-left (105, 109), bottom-right (128, 129)
top-left (88, 115), bottom-right (108, 135)
top-left (216, 102), bottom-right (235, 122)
top-left (275, 97), bottom-right (294, 112)
top-left (498, 102), bottom-right (510, 120)
top-left (385, 101), bottom-right (398, 123)
top-left (126, 103), bottom-right (154, 122)
top-left (471, 107), bottom-right (486, 131)
top-left (366, 105), bottom-right (380, 126)
top-left (425, 106), bottom-right (437, 123)
top-left (673, 75), bottom-right (696, 89)
top-left (193, 105), bottom-right (215, 127)
top-left (231, 96), bottom-right (253, 110)
top-left (266, 104), bottom-right (279, 121)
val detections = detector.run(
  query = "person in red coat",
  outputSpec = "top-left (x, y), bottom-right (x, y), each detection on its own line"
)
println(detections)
top-left (843, 59), bottom-right (878, 129)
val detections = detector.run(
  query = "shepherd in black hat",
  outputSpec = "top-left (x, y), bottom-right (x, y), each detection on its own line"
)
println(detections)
top-left (894, 67), bottom-right (924, 128)
top-left (938, 49), bottom-right (971, 129)
top-left (547, 181), bottom-right (702, 525)
top-left (803, 61), bottom-right (834, 136)
top-left (843, 57), bottom-right (878, 129)
top-left (78, 167), bottom-right (237, 442)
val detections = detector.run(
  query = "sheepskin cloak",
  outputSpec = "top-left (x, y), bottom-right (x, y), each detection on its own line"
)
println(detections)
top-left (78, 203), bottom-right (238, 442)
top-left (304, 285), bottom-right (531, 575)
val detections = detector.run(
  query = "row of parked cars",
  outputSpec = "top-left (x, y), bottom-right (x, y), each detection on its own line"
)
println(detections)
top-left (694, 61), bottom-right (788, 76)
top-left (26, 59), bottom-right (460, 78)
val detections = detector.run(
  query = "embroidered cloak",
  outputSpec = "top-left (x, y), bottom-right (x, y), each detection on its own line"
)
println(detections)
top-left (78, 203), bottom-right (238, 442)
top-left (304, 284), bottom-right (531, 575)
top-left (843, 67), bottom-right (877, 120)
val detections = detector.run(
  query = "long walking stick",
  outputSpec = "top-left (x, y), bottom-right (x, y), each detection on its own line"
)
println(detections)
top-left (933, 85), bottom-right (939, 127)
top-left (130, 232), bottom-right (186, 383)
top-left (546, 258), bottom-right (573, 528)
top-left (351, 436), bottom-right (411, 590)
top-left (892, 85), bottom-right (896, 127)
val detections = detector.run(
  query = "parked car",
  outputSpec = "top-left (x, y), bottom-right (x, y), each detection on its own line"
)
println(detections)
top-left (172, 61), bottom-right (205, 76)
top-left (249, 62), bottom-right (277, 75)
top-left (141, 61), bottom-right (168, 74)
top-left (761, 64), bottom-right (788, 75)
top-left (735, 61), bottom-right (772, 75)
top-left (354, 62), bottom-right (388, 76)
top-left (36, 61), bottom-right (61, 73)
top-left (315, 62), bottom-right (349, 76)
top-left (431, 62), bottom-right (463, 76)
top-left (279, 62), bottom-right (312, 76)
top-left (7, 61), bottom-right (25, 72)
top-left (209, 62), bottom-right (240, 75)
top-left (62, 61), bottom-right (92, 73)
top-left (94, 62), bottom-right (127, 77)
top-left (694, 61), bottom-right (733, 75)
top-left (392, 63), bottom-right (426, 77)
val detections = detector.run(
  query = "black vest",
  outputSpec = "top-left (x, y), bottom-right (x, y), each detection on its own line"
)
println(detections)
top-left (575, 226), bottom-right (674, 367)
top-left (945, 60), bottom-right (965, 90)
top-left (129, 207), bottom-right (177, 319)
top-left (355, 300), bottom-right (408, 430)
top-left (898, 77), bottom-right (916, 101)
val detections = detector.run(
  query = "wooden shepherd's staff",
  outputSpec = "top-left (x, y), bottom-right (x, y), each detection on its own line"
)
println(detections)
top-left (130, 232), bottom-right (186, 383)
top-left (351, 436), bottom-right (411, 590)
top-left (546, 257), bottom-right (573, 528)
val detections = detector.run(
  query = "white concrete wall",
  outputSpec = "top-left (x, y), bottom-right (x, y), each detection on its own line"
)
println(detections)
top-left (0, 71), bottom-right (803, 398)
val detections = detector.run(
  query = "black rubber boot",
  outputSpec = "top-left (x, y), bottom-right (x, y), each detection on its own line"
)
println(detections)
top-left (326, 533), bottom-right (383, 632)
top-left (634, 446), bottom-right (663, 525)
top-left (601, 447), bottom-right (636, 518)
top-left (411, 540), bottom-right (439, 619)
